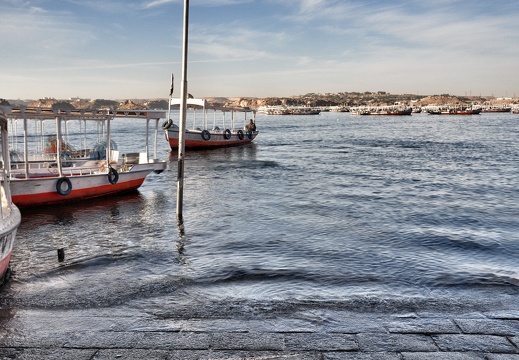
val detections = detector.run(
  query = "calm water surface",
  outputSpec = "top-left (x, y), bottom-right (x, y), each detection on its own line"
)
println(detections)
top-left (2, 111), bottom-right (519, 313)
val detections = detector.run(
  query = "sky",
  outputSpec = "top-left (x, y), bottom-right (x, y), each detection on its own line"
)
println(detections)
top-left (2, 0), bottom-right (519, 100)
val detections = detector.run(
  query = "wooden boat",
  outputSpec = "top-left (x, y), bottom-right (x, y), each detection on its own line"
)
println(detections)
top-left (164, 98), bottom-right (258, 150)
top-left (426, 105), bottom-right (481, 115)
top-left (350, 105), bottom-right (412, 116)
top-left (287, 106), bottom-right (321, 115)
top-left (480, 105), bottom-right (511, 113)
top-left (5, 107), bottom-right (167, 208)
top-left (0, 107), bottom-right (21, 284)
top-left (440, 106), bottom-right (481, 115)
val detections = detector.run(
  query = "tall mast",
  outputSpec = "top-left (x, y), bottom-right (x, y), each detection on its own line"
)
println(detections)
top-left (176, 0), bottom-right (189, 222)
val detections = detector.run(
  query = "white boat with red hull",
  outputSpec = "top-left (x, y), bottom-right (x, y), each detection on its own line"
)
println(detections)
top-left (5, 107), bottom-right (167, 208)
top-left (164, 98), bottom-right (258, 150)
top-left (0, 107), bottom-right (21, 285)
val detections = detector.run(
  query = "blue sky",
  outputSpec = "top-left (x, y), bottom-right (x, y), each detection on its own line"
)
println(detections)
top-left (2, 0), bottom-right (519, 100)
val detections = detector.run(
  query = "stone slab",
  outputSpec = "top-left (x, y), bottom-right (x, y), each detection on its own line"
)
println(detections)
top-left (432, 334), bottom-right (518, 353)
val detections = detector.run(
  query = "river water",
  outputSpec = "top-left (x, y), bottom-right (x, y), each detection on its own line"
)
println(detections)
top-left (2, 111), bottom-right (519, 316)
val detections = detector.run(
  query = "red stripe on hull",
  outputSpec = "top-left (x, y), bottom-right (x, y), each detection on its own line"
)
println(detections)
top-left (12, 178), bottom-right (145, 208)
top-left (0, 251), bottom-right (12, 282)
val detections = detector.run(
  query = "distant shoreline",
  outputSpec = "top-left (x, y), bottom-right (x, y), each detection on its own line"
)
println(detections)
top-left (2, 92), bottom-right (517, 110)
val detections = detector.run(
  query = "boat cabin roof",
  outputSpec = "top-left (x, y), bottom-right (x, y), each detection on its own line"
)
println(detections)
top-left (0, 105), bottom-right (165, 121)
top-left (170, 98), bottom-right (254, 113)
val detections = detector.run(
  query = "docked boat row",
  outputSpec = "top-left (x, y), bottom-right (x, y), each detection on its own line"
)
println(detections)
top-left (257, 104), bottom-right (519, 116)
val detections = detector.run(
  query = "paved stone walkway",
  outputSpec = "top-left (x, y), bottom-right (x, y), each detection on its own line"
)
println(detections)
top-left (1, 305), bottom-right (519, 359)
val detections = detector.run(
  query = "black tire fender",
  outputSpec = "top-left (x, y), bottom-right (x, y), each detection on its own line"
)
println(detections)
top-left (201, 129), bottom-right (211, 141)
top-left (108, 167), bottom-right (119, 185)
top-left (223, 129), bottom-right (231, 139)
top-left (56, 177), bottom-right (72, 196)
top-left (237, 130), bottom-right (244, 140)
top-left (162, 119), bottom-right (173, 130)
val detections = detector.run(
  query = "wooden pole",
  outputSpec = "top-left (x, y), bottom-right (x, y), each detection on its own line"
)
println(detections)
top-left (176, 0), bottom-right (189, 222)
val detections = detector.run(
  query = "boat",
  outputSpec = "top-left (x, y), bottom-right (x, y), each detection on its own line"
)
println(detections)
top-left (0, 107), bottom-right (21, 285)
top-left (480, 105), bottom-right (511, 113)
top-left (5, 106), bottom-right (167, 208)
top-left (287, 106), bottom-right (321, 115)
top-left (164, 98), bottom-right (258, 150)
top-left (440, 105), bottom-right (481, 115)
top-left (257, 106), bottom-right (290, 115)
top-left (425, 105), bottom-right (481, 115)
top-left (440, 106), bottom-right (481, 115)
top-left (350, 105), bottom-right (412, 116)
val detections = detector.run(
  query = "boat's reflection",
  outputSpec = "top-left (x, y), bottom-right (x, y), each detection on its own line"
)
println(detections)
top-left (167, 141), bottom-right (258, 162)
top-left (18, 191), bottom-right (145, 228)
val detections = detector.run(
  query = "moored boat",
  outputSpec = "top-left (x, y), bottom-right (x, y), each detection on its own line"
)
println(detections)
top-left (5, 107), bottom-right (167, 208)
top-left (425, 105), bottom-right (481, 115)
top-left (164, 98), bottom-right (258, 150)
top-left (287, 106), bottom-right (321, 115)
top-left (257, 106), bottom-right (290, 115)
top-left (440, 106), bottom-right (481, 115)
top-left (0, 107), bottom-right (21, 285)
top-left (480, 105), bottom-right (512, 113)
top-left (350, 105), bottom-right (412, 116)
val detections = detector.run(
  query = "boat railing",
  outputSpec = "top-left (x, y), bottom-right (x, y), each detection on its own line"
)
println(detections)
top-left (9, 158), bottom-right (115, 179)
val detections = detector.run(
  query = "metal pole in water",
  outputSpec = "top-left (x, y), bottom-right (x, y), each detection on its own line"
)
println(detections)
top-left (176, 0), bottom-right (189, 222)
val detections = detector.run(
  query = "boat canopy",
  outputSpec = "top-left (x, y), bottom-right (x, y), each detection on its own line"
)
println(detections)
top-left (169, 98), bottom-right (254, 113)
top-left (4, 106), bottom-right (165, 121)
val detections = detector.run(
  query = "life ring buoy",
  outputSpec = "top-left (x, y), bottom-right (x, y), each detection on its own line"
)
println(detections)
top-left (223, 129), bottom-right (231, 140)
top-left (56, 177), bottom-right (72, 196)
top-left (246, 130), bottom-right (253, 139)
top-left (162, 119), bottom-right (173, 130)
top-left (237, 130), bottom-right (244, 140)
top-left (108, 167), bottom-right (119, 185)
top-left (201, 129), bottom-right (211, 141)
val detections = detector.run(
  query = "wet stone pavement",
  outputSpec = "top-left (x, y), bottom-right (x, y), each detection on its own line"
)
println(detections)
top-left (1, 304), bottom-right (519, 359)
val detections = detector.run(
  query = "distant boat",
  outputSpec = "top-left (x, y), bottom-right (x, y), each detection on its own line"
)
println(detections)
top-left (425, 105), bottom-right (481, 115)
top-left (257, 106), bottom-right (290, 115)
top-left (480, 105), bottom-right (511, 113)
top-left (164, 98), bottom-right (258, 150)
top-left (287, 106), bottom-right (321, 115)
top-left (441, 106), bottom-right (481, 115)
top-left (0, 107), bottom-right (21, 285)
top-left (6, 107), bottom-right (166, 208)
top-left (350, 105), bottom-right (412, 116)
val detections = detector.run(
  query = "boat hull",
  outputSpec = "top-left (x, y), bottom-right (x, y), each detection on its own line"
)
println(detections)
top-left (10, 169), bottom-right (158, 208)
top-left (0, 207), bottom-right (21, 284)
top-left (440, 110), bottom-right (481, 115)
top-left (166, 128), bottom-right (258, 149)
